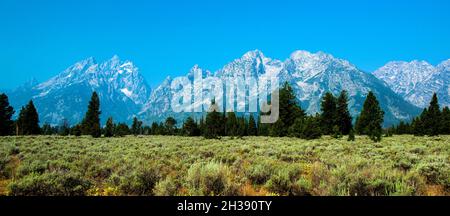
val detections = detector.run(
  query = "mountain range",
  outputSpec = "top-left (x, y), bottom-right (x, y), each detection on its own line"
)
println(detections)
top-left (6, 50), bottom-right (449, 127)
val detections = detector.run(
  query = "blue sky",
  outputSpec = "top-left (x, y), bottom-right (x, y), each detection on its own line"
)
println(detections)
top-left (1, 0), bottom-right (449, 89)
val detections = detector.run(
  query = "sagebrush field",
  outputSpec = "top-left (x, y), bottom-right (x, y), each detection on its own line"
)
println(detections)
top-left (0, 135), bottom-right (448, 196)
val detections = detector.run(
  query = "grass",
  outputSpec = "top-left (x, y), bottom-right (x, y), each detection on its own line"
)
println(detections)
top-left (0, 135), bottom-right (448, 196)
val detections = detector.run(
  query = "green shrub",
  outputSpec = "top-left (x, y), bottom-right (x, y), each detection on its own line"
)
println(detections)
top-left (186, 162), bottom-right (237, 196)
top-left (8, 172), bottom-right (92, 196)
top-left (246, 161), bottom-right (275, 185)
top-left (292, 177), bottom-right (312, 196)
top-left (416, 159), bottom-right (449, 185)
top-left (17, 160), bottom-right (48, 177)
top-left (0, 155), bottom-right (11, 178)
top-left (118, 165), bottom-right (161, 195)
top-left (153, 175), bottom-right (179, 196)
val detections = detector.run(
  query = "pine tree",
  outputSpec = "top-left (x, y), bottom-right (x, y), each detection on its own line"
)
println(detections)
top-left (131, 117), bottom-right (143, 136)
top-left (355, 91), bottom-right (384, 142)
top-left (257, 115), bottom-right (270, 136)
top-left (0, 93), bottom-right (15, 136)
top-left (58, 119), bottom-right (70, 136)
top-left (115, 123), bottom-right (130, 137)
top-left (320, 92), bottom-right (337, 135)
top-left (412, 116), bottom-right (425, 136)
top-left (41, 123), bottom-right (54, 135)
top-left (336, 90), bottom-right (353, 135)
top-left (150, 122), bottom-right (159, 135)
top-left (104, 117), bottom-right (115, 137)
top-left (441, 107), bottom-right (450, 134)
top-left (82, 92), bottom-right (101, 138)
top-left (347, 128), bottom-right (355, 141)
top-left (247, 114), bottom-right (257, 136)
top-left (271, 82), bottom-right (305, 136)
top-left (164, 117), bottom-right (177, 135)
top-left (182, 116), bottom-right (200, 136)
top-left (422, 93), bottom-right (441, 136)
top-left (237, 116), bottom-right (247, 138)
top-left (204, 100), bottom-right (224, 139)
top-left (289, 116), bottom-right (322, 140)
top-left (225, 112), bottom-right (238, 136)
top-left (71, 124), bottom-right (82, 137)
top-left (17, 100), bottom-right (40, 135)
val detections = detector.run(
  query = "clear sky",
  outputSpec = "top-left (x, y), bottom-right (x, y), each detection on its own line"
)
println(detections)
top-left (1, 0), bottom-right (449, 89)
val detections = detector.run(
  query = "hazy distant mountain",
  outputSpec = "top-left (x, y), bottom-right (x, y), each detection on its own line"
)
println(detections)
top-left (7, 50), bottom-right (426, 126)
top-left (8, 55), bottom-right (151, 125)
top-left (374, 59), bottom-right (450, 108)
top-left (141, 50), bottom-right (421, 126)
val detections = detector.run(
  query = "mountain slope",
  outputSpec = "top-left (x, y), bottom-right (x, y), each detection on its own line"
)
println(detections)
top-left (143, 50), bottom-right (421, 126)
top-left (8, 56), bottom-right (152, 125)
top-left (374, 59), bottom-right (450, 108)
top-left (8, 50), bottom-right (425, 127)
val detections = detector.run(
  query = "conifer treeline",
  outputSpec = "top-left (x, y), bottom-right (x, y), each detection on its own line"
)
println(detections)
top-left (389, 93), bottom-right (450, 136)
top-left (1, 83), bottom-right (449, 140)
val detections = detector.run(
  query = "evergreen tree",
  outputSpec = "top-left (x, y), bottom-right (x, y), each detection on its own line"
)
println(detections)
top-left (131, 117), bottom-right (143, 136)
top-left (336, 90), bottom-right (353, 135)
top-left (332, 125), bottom-right (342, 139)
top-left (320, 92), bottom-right (337, 135)
top-left (199, 117), bottom-right (205, 136)
top-left (104, 117), bottom-right (115, 137)
top-left (225, 112), bottom-right (238, 136)
top-left (58, 119), bottom-right (70, 136)
top-left (441, 107), bottom-right (450, 134)
top-left (150, 122), bottom-right (159, 135)
top-left (422, 93), bottom-right (441, 136)
top-left (71, 124), bottom-right (82, 136)
top-left (412, 116), bottom-right (425, 136)
top-left (182, 117), bottom-right (200, 136)
top-left (204, 100), bottom-right (224, 139)
top-left (82, 92), bottom-right (101, 138)
top-left (17, 100), bottom-right (40, 135)
top-left (237, 116), bottom-right (247, 138)
top-left (115, 123), bottom-right (130, 137)
top-left (347, 128), bottom-right (355, 141)
top-left (271, 82), bottom-right (305, 136)
top-left (247, 114), bottom-right (257, 136)
top-left (41, 123), bottom-right (54, 135)
top-left (257, 115), bottom-right (270, 136)
top-left (0, 93), bottom-right (15, 136)
top-left (164, 117), bottom-right (177, 135)
top-left (289, 115), bottom-right (322, 140)
top-left (355, 91), bottom-right (384, 142)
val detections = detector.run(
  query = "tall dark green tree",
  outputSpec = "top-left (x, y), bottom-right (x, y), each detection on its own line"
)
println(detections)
top-left (115, 123), bottom-right (130, 137)
top-left (237, 116), bottom-right (247, 137)
top-left (104, 117), bottom-right (115, 137)
top-left (131, 117), bottom-right (143, 136)
top-left (17, 100), bottom-right (40, 135)
top-left (257, 115), bottom-right (270, 136)
top-left (0, 93), bottom-right (15, 136)
top-left (422, 93), bottom-right (441, 136)
top-left (82, 92), bottom-right (101, 138)
top-left (355, 91), bottom-right (384, 142)
top-left (225, 112), bottom-right (238, 136)
top-left (320, 92), bottom-right (337, 135)
top-left (271, 82), bottom-right (305, 136)
top-left (164, 117), bottom-right (177, 135)
top-left (204, 100), bottom-right (224, 139)
top-left (182, 116), bottom-right (200, 136)
top-left (336, 90), bottom-right (353, 135)
top-left (441, 107), bottom-right (450, 134)
top-left (288, 115), bottom-right (322, 140)
top-left (58, 119), bottom-right (70, 136)
top-left (247, 114), bottom-right (257, 136)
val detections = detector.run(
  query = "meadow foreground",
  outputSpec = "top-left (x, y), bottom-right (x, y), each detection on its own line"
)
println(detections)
top-left (0, 135), bottom-right (448, 196)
